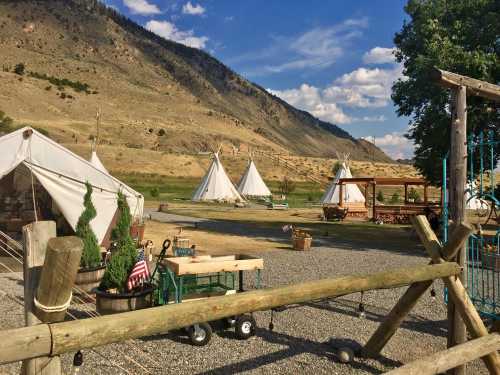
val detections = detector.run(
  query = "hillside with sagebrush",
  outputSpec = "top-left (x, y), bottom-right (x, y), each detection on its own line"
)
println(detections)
top-left (0, 0), bottom-right (392, 162)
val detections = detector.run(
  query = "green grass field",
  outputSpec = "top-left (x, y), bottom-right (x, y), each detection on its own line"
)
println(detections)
top-left (115, 172), bottom-right (325, 208)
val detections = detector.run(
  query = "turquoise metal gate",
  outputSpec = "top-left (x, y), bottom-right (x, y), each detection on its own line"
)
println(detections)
top-left (442, 131), bottom-right (499, 319)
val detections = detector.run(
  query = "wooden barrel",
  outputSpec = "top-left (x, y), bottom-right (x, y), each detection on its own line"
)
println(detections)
top-left (75, 265), bottom-right (106, 294)
top-left (95, 286), bottom-right (154, 315)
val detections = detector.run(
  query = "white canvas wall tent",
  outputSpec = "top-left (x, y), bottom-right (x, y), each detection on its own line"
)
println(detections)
top-left (321, 156), bottom-right (365, 205)
top-left (237, 159), bottom-right (271, 197)
top-left (0, 127), bottom-right (144, 243)
top-left (465, 182), bottom-right (490, 210)
top-left (192, 152), bottom-right (243, 202)
top-left (89, 150), bottom-right (109, 174)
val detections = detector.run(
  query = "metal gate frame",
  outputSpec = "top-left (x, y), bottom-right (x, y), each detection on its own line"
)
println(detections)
top-left (442, 130), bottom-right (499, 319)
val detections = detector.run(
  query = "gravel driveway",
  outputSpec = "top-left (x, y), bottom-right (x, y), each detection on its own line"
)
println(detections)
top-left (0, 244), bottom-right (489, 374)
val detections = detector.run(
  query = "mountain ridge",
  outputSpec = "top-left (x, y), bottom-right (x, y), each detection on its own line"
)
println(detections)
top-left (0, 0), bottom-right (393, 163)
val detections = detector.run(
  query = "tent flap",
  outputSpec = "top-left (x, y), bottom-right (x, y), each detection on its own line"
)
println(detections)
top-left (0, 127), bottom-right (144, 243)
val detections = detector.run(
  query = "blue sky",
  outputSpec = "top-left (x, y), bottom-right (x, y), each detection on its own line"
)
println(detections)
top-left (104, 0), bottom-right (413, 159)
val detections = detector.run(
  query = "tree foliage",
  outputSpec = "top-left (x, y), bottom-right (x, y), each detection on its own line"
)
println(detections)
top-left (377, 190), bottom-right (385, 202)
top-left (279, 176), bottom-right (296, 195)
top-left (14, 63), bottom-right (25, 75)
top-left (100, 192), bottom-right (137, 292)
top-left (393, 0), bottom-right (499, 185)
top-left (75, 182), bottom-right (102, 269)
top-left (408, 187), bottom-right (421, 202)
top-left (391, 191), bottom-right (401, 204)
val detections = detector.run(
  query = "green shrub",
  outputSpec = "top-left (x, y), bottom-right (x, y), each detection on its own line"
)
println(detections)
top-left (390, 191), bottom-right (401, 204)
top-left (376, 190), bottom-right (384, 202)
top-left (75, 182), bottom-right (102, 269)
top-left (408, 188), bottom-right (421, 202)
top-left (100, 192), bottom-right (137, 292)
top-left (150, 186), bottom-right (160, 198)
top-left (14, 63), bottom-right (25, 75)
top-left (279, 176), bottom-right (296, 195)
top-left (332, 161), bottom-right (342, 174)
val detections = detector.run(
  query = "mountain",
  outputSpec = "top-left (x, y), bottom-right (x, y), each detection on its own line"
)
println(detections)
top-left (0, 0), bottom-right (392, 162)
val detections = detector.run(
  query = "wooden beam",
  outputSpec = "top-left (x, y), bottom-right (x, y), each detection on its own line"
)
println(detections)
top-left (21, 221), bottom-right (59, 375)
top-left (412, 215), bottom-right (500, 374)
top-left (372, 183), bottom-right (376, 219)
top-left (34, 237), bottom-right (82, 322)
top-left (441, 222), bottom-right (474, 261)
top-left (363, 280), bottom-right (433, 357)
top-left (431, 68), bottom-right (500, 102)
top-left (449, 85), bottom-right (468, 375)
top-left (339, 181), bottom-right (344, 207)
top-left (386, 333), bottom-right (500, 375)
top-left (364, 221), bottom-right (472, 357)
top-left (0, 262), bottom-right (461, 364)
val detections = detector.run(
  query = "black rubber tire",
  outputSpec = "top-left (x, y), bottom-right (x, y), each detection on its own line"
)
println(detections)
top-left (235, 315), bottom-right (256, 340)
top-left (188, 323), bottom-right (212, 346)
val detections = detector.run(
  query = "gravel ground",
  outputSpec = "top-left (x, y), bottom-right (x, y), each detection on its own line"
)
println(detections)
top-left (0, 244), bottom-right (489, 375)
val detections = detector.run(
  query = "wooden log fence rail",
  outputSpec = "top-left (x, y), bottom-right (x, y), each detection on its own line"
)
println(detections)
top-left (0, 262), bottom-right (460, 365)
top-left (386, 333), bottom-right (500, 375)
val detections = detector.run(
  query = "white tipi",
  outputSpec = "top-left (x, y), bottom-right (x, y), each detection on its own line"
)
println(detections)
top-left (237, 158), bottom-right (271, 197)
top-left (192, 152), bottom-right (243, 202)
top-left (89, 150), bottom-right (108, 174)
top-left (321, 154), bottom-right (365, 205)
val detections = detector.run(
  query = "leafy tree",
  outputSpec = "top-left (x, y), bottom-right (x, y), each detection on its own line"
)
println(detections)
top-left (0, 110), bottom-right (14, 133)
top-left (377, 190), bottom-right (385, 202)
top-left (150, 186), bottom-right (160, 198)
top-left (75, 182), bottom-right (102, 269)
top-left (13, 63), bottom-right (25, 75)
top-left (392, 0), bottom-right (499, 185)
top-left (100, 192), bottom-right (137, 292)
top-left (408, 187), bottom-right (421, 202)
top-left (332, 161), bottom-right (342, 175)
top-left (279, 176), bottom-right (296, 195)
top-left (391, 191), bottom-right (401, 204)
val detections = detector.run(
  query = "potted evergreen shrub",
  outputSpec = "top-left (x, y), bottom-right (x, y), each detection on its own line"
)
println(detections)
top-left (74, 182), bottom-right (106, 293)
top-left (96, 192), bottom-right (153, 314)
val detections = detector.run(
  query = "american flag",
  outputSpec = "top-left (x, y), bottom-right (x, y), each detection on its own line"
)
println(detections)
top-left (127, 250), bottom-right (150, 291)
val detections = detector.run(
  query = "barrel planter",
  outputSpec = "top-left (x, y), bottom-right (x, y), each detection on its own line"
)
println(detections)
top-left (75, 265), bottom-right (106, 294)
top-left (292, 236), bottom-right (312, 251)
top-left (95, 286), bottom-right (154, 315)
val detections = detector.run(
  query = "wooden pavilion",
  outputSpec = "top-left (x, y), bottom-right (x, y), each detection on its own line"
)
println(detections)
top-left (333, 177), bottom-right (440, 223)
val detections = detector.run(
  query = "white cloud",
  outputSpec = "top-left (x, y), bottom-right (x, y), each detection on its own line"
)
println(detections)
top-left (269, 84), bottom-right (352, 124)
top-left (362, 132), bottom-right (414, 159)
top-left (123, 0), bottom-right (161, 15)
top-left (182, 2), bottom-right (205, 15)
top-left (363, 47), bottom-right (396, 64)
top-left (330, 65), bottom-right (403, 107)
top-left (229, 17), bottom-right (368, 76)
top-left (146, 20), bottom-right (208, 49)
top-left (267, 64), bottom-right (403, 126)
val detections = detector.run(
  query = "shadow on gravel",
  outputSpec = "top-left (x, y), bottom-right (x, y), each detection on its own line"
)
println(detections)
top-left (197, 328), bottom-right (401, 375)
top-left (149, 210), bottom-right (427, 258)
top-left (305, 298), bottom-right (447, 338)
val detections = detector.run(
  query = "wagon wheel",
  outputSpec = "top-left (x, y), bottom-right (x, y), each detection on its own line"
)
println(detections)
top-left (473, 200), bottom-right (493, 226)
top-left (188, 323), bottom-right (212, 346)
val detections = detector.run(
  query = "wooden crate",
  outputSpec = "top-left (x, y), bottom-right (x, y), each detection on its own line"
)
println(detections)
top-left (166, 254), bottom-right (264, 276)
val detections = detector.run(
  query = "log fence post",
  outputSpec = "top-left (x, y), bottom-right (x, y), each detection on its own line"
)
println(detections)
top-left (21, 221), bottom-right (57, 375)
